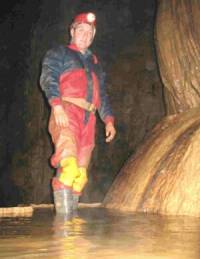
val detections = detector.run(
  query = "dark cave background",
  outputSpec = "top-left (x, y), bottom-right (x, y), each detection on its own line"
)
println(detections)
top-left (0, 0), bottom-right (165, 206)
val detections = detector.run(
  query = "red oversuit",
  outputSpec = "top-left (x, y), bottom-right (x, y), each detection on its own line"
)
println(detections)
top-left (40, 43), bottom-right (114, 169)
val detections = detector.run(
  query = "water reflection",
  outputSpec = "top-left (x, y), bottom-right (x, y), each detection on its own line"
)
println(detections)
top-left (0, 208), bottom-right (200, 258)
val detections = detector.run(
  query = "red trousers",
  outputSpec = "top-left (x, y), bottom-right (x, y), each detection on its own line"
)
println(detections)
top-left (49, 102), bottom-right (96, 169)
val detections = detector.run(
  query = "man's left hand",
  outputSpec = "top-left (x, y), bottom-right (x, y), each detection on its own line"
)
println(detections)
top-left (105, 122), bottom-right (116, 143)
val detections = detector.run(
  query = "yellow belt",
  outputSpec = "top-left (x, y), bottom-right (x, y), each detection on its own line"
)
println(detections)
top-left (62, 97), bottom-right (96, 113)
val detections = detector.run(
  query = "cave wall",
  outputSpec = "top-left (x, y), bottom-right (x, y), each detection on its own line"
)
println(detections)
top-left (0, 1), bottom-right (42, 205)
top-left (0, 0), bottom-right (165, 205)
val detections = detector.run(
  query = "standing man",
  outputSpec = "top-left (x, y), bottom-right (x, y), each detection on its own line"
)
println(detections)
top-left (40, 12), bottom-right (116, 215)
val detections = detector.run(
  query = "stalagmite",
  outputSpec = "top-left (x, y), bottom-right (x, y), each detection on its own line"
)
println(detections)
top-left (103, 0), bottom-right (200, 216)
top-left (155, 0), bottom-right (200, 114)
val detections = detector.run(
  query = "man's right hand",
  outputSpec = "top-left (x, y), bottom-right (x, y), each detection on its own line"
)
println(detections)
top-left (52, 105), bottom-right (68, 128)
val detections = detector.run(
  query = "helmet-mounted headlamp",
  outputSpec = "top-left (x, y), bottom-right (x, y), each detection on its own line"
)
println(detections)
top-left (87, 13), bottom-right (96, 23)
top-left (72, 12), bottom-right (96, 27)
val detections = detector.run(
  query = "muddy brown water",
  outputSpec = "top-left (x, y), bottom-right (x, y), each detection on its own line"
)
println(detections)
top-left (0, 208), bottom-right (200, 258)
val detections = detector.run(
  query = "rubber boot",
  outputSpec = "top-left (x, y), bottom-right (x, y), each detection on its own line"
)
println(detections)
top-left (72, 193), bottom-right (80, 212)
top-left (53, 188), bottom-right (73, 214)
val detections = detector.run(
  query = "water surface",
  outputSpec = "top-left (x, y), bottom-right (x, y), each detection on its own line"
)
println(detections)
top-left (0, 207), bottom-right (200, 258)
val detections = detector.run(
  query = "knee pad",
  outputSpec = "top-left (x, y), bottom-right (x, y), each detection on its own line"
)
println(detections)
top-left (73, 167), bottom-right (88, 194)
top-left (58, 157), bottom-right (80, 187)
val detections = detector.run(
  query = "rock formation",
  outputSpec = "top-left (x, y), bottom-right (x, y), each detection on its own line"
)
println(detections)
top-left (103, 0), bottom-right (200, 216)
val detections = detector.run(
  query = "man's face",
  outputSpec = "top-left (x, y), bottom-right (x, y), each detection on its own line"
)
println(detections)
top-left (70, 23), bottom-right (95, 53)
